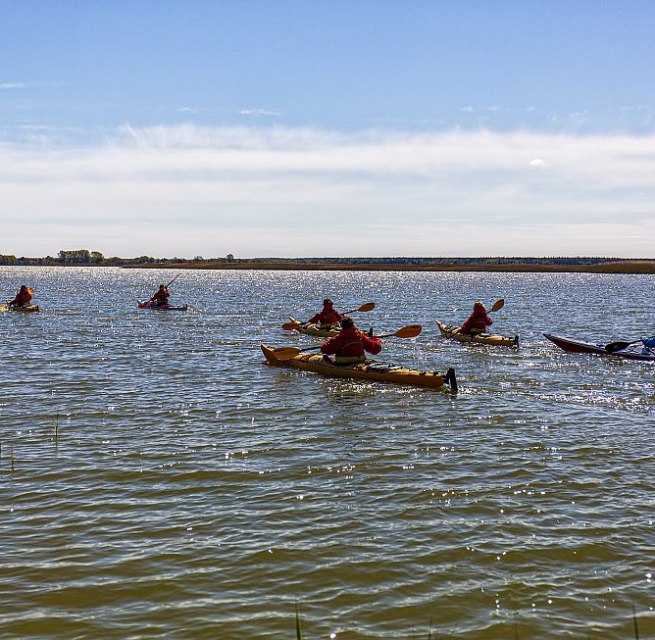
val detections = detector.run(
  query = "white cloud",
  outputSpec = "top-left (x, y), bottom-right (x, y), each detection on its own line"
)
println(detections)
top-left (1, 125), bottom-right (654, 257)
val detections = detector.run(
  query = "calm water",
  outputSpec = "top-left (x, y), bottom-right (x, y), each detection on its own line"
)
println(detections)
top-left (1, 267), bottom-right (654, 639)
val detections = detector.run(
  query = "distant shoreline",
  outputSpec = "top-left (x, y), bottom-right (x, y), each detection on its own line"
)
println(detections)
top-left (121, 260), bottom-right (655, 274)
top-left (4, 255), bottom-right (655, 274)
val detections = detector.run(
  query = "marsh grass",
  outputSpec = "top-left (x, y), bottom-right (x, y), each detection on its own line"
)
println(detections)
top-left (295, 600), bottom-right (303, 640)
top-left (633, 604), bottom-right (640, 639)
top-left (138, 260), bottom-right (655, 274)
top-left (53, 411), bottom-right (60, 444)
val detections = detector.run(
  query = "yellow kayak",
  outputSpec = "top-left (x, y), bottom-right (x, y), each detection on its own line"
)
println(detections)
top-left (435, 320), bottom-right (518, 347)
top-left (285, 317), bottom-right (340, 337)
top-left (261, 344), bottom-right (457, 391)
top-left (1, 304), bottom-right (40, 313)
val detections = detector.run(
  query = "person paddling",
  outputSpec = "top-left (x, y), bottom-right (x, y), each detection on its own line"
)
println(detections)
top-left (9, 285), bottom-right (33, 308)
top-left (150, 284), bottom-right (170, 308)
top-left (460, 301), bottom-right (493, 335)
top-left (308, 298), bottom-right (344, 328)
top-left (320, 316), bottom-right (382, 364)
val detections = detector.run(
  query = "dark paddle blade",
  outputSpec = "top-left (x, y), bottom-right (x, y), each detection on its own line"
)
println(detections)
top-left (282, 321), bottom-right (301, 331)
top-left (605, 340), bottom-right (637, 353)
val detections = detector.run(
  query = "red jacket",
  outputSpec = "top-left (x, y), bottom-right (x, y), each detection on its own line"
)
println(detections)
top-left (321, 326), bottom-right (382, 357)
top-left (11, 287), bottom-right (32, 306)
top-left (309, 304), bottom-right (344, 326)
top-left (460, 305), bottom-right (493, 334)
top-left (151, 288), bottom-right (170, 306)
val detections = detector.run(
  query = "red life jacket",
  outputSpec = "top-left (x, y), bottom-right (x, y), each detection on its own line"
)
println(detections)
top-left (11, 288), bottom-right (33, 306)
top-left (309, 304), bottom-right (344, 326)
top-left (460, 305), bottom-right (493, 334)
top-left (321, 326), bottom-right (382, 357)
top-left (151, 288), bottom-right (170, 306)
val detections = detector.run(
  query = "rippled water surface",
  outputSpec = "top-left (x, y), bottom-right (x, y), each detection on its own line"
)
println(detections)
top-left (1, 267), bottom-right (654, 639)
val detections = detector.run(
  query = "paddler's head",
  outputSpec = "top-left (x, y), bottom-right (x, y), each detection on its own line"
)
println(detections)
top-left (20, 285), bottom-right (28, 291)
top-left (474, 301), bottom-right (485, 310)
top-left (341, 316), bottom-right (354, 329)
top-left (323, 298), bottom-right (333, 307)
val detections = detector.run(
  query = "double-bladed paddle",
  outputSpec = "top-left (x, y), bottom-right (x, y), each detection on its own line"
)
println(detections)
top-left (281, 302), bottom-right (375, 331)
top-left (272, 324), bottom-right (422, 360)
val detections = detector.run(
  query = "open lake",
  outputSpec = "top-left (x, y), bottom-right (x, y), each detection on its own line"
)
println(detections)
top-left (1, 266), bottom-right (654, 639)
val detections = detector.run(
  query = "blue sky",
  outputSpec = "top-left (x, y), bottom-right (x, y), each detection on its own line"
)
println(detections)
top-left (2, 1), bottom-right (655, 258)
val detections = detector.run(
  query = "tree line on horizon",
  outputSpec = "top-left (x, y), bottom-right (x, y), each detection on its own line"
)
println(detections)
top-left (0, 250), bottom-right (650, 267)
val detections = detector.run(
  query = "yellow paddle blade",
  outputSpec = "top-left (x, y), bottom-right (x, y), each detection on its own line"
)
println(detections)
top-left (282, 321), bottom-right (301, 331)
top-left (490, 298), bottom-right (505, 312)
top-left (272, 347), bottom-right (302, 360)
top-left (357, 302), bottom-right (375, 312)
top-left (392, 324), bottom-right (422, 339)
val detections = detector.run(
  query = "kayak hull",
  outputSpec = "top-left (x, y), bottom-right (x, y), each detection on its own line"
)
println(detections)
top-left (261, 344), bottom-right (457, 391)
top-left (138, 302), bottom-right (189, 311)
top-left (5, 304), bottom-right (40, 313)
top-left (544, 333), bottom-right (655, 362)
top-left (287, 316), bottom-right (339, 337)
top-left (436, 320), bottom-right (518, 347)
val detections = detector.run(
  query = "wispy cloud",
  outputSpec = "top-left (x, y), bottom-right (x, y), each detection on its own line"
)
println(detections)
top-left (176, 106), bottom-right (212, 115)
top-left (1, 125), bottom-right (654, 257)
top-left (239, 107), bottom-right (282, 117)
top-left (0, 82), bottom-right (28, 90)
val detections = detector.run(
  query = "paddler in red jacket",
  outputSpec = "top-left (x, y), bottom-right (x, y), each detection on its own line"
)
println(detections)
top-left (460, 301), bottom-right (493, 335)
top-left (320, 317), bottom-right (382, 363)
top-left (150, 284), bottom-right (170, 307)
top-left (9, 285), bottom-right (33, 308)
top-left (308, 298), bottom-right (344, 327)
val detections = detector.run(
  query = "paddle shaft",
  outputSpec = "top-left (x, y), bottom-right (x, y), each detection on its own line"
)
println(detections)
top-left (298, 331), bottom-right (397, 353)
top-left (275, 325), bottom-right (421, 359)
top-left (165, 273), bottom-right (181, 288)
